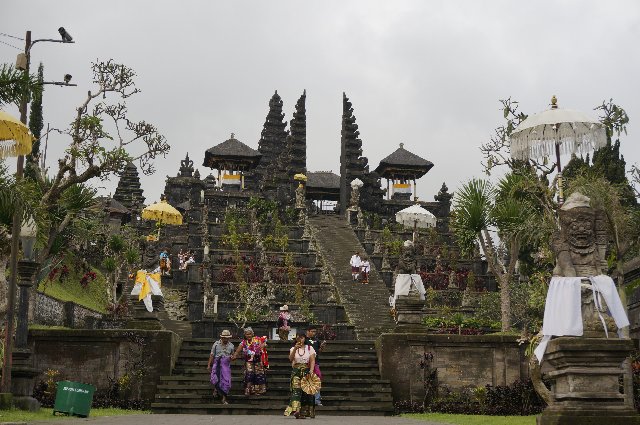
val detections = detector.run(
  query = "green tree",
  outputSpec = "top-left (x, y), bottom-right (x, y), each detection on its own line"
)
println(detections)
top-left (25, 62), bottom-right (44, 179)
top-left (28, 59), bottom-right (170, 264)
top-left (0, 63), bottom-right (38, 107)
top-left (452, 173), bottom-right (549, 331)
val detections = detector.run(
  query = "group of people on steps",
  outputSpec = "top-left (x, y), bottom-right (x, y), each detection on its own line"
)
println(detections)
top-left (207, 322), bottom-right (325, 419)
top-left (350, 251), bottom-right (370, 283)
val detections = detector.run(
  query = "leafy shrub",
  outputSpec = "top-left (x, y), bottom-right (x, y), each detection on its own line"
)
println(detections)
top-left (317, 324), bottom-right (337, 341)
top-left (482, 379), bottom-right (545, 415)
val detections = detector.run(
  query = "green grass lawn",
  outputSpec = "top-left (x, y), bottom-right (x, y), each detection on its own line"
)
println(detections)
top-left (403, 413), bottom-right (536, 425)
top-left (0, 407), bottom-right (149, 422)
top-left (38, 253), bottom-right (110, 313)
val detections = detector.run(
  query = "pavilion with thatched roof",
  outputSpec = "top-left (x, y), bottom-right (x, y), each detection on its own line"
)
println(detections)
top-left (203, 133), bottom-right (262, 191)
top-left (305, 171), bottom-right (340, 213)
top-left (374, 143), bottom-right (434, 201)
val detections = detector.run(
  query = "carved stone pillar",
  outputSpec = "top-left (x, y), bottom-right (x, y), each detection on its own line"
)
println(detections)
top-left (394, 292), bottom-right (425, 332)
top-left (11, 260), bottom-right (40, 411)
top-left (538, 337), bottom-right (640, 425)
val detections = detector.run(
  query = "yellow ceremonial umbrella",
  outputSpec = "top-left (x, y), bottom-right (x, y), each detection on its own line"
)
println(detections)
top-left (0, 110), bottom-right (35, 158)
top-left (141, 199), bottom-right (183, 225)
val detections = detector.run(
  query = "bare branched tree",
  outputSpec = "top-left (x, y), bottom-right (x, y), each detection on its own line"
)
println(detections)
top-left (33, 59), bottom-right (170, 262)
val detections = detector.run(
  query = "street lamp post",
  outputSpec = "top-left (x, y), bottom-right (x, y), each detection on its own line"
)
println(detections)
top-left (0, 28), bottom-right (74, 399)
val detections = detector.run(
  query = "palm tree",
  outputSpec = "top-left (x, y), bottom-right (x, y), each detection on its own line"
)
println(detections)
top-left (0, 63), bottom-right (38, 107)
top-left (452, 174), bottom-right (545, 331)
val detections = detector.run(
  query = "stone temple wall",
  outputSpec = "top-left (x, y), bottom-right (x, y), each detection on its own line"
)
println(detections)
top-left (377, 333), bottom-right (528, 404)
top-left (34, 293), bottom-right (102, 328)
top-left (29, 329), bottom-right (181, 404)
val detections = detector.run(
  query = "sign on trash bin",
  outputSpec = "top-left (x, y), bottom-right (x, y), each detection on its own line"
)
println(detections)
top-left (53, 380), bottom-right (96, 417)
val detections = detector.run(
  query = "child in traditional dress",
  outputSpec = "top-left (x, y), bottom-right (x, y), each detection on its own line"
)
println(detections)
top-left (361, 256), bottom-right (371, 284)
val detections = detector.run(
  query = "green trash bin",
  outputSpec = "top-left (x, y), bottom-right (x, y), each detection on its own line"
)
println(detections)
top-left (53, 380), bottom-right (96, 417)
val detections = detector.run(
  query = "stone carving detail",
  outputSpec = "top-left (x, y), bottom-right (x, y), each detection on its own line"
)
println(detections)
top-left (551, 192), bottom-right (615, 336)
top-left (397, 240), bottom-right (417, 274)
top-left (381, 246), bottom-right (391, 271)
top-left (350, 185), bottom-right (361, 208)
top-left (373, 237), bottom-right (381, 255)
top-left (364, 224), bottom-right (372, 242)
top-left (356, 208), bottom-right (364, 229)
top-left (179, 153), bottom-right (195, 177)
top-left (295, 184), bottom-right (305, 209)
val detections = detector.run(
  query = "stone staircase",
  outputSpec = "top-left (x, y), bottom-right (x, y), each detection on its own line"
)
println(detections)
top-left (151, 339), bottom-right (393, 415)
top-left (309, 215), bottom-right (396, 340)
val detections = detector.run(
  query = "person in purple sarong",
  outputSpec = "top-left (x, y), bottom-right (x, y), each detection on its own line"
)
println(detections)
top-left (207, 329), bottom-right (234, 404)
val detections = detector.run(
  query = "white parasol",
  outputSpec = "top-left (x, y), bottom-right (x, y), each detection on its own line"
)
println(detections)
top-left (395, 204), bottom-right (437, 229)
top-left (510, 96), bottom-right (607, 167)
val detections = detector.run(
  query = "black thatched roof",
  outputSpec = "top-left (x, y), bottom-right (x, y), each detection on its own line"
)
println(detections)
top-left (306, 171), bottom-right (340, 189)
top-left (95, 196), bottom-right (129, 214)
top-left (374, 143), bottom-right (434, 178)
top-left (203, 134), bottom-right (262, 169)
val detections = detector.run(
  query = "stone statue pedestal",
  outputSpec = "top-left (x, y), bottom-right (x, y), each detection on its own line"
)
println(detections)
top-left (11, 347), bottom-right (40, 411)
top-left (394, 294), bottom-right (425, 332)
top-left (127, 295), bottom-right (165, 330)
top-left (537, 337), bottom-right (640, 425)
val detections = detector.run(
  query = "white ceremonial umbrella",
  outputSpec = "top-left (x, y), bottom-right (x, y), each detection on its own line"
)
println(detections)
top-left (396, 204), bottom-right (437, 230)
top-left (509, 96), bottom-right (607, 199)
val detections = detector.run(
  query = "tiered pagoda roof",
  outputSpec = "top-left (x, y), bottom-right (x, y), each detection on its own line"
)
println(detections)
top-left (203, 133), bottom-right (262, 170)
top-left (374, 143), bottom-right (434, 179)
top-left (113, 162), bottom-right (145, 210)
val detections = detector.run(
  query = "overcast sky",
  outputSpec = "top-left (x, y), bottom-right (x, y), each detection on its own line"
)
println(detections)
top-left (2, 1), bottom-right (639, 205)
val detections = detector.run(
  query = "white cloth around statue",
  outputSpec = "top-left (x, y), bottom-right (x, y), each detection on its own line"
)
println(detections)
top-left (131, 270), bottom-right (163, 312)
top-left (390, 274), bottom-right (425, 307)
top-left (533, 275), bottom-right (630, 363)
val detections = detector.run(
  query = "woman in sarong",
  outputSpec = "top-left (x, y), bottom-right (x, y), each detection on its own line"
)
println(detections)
top-left (277, 304), bottom-right (291, 341)
top-left (284, 333), bottom-right (317, 419)
top-left (231, 327), bottom-right (268, 395)
top-left (207, 329), bottom-right (234, 404)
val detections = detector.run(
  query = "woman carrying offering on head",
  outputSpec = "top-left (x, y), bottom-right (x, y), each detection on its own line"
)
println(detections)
top-left (231, 327), bottom-right (268, 395)
top-left (207, 329), bottom-right (234, 404)
top-left (277, 304), bottom-right (291, 341)
top-left (284, 333), bottom-right (317, 419)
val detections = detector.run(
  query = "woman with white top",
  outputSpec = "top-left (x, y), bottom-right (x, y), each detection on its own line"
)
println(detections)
top-left (360, 256), bottom-right (371, 284)
top-left (284, 333), bottom-right (317, 419)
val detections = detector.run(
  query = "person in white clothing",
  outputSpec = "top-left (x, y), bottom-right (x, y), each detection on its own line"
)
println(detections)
top-left (350, 251), bottom-right (362, 281)
top-left (360, 256), bottom-right (371, 284)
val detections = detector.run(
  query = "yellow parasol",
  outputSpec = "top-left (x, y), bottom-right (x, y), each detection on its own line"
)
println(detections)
top-left (0, 110), bottom-right (35, 158)
top-left (141, 199), bottom-right (183, 225)
top-left (300, 373), bottom-right (321, 394)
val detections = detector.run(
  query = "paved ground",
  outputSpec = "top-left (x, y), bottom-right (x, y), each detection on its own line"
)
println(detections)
top-left (27, 414), bottom-right (441, 425)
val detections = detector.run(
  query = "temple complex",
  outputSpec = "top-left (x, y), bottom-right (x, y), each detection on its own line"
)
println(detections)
top-left (30, 90), bottom-right (506, 416)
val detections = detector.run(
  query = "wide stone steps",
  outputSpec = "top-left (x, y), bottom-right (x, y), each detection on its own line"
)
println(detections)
top-left (151, 403), bottom-right (392, 415)
top-left (151, 339), bottom-right (393, 415)
top-left (154, 394), bottom-right (391, 406)
top-left (156, 383), bottom-right (392, 397)
top-left (309, 215), bottom-right (396, 340)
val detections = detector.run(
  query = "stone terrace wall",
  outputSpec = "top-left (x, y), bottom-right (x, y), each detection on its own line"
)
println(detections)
top-left (29, 329), bottom-right (181, 404)
top-left (377, 333), bottom-right (528, 404)
top-left (34, 293), bottom-right (103, 328)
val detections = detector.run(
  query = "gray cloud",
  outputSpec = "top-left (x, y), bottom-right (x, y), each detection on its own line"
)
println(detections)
top-left (2, 0), bottom-right (639, 204)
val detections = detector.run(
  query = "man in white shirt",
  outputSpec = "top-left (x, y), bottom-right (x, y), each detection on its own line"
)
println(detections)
top-left (350, 251), bottom-right (362, 281)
